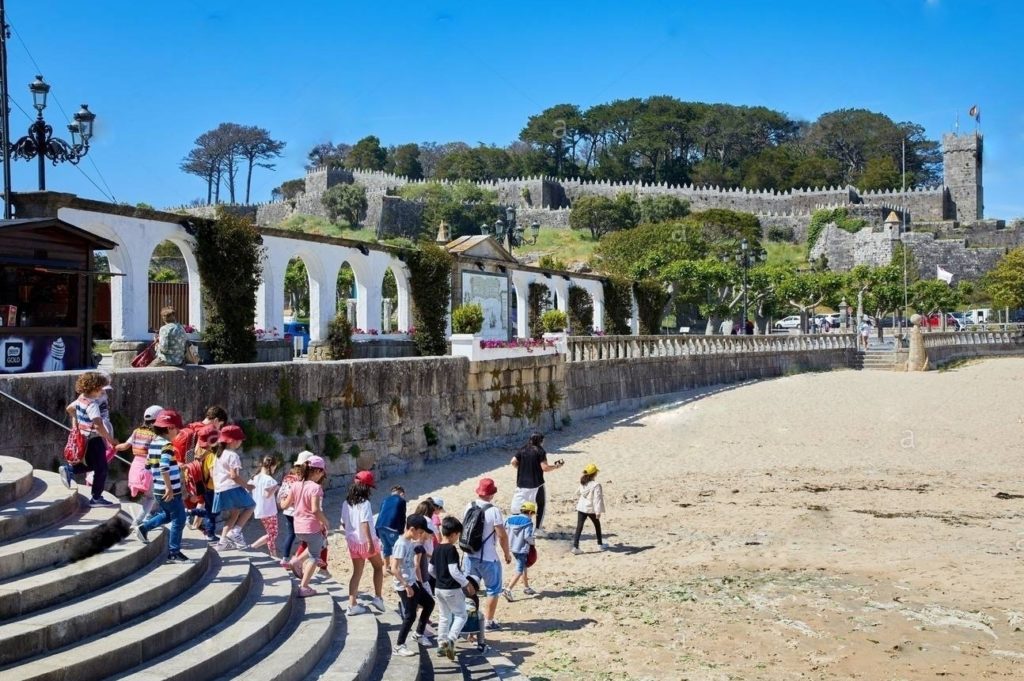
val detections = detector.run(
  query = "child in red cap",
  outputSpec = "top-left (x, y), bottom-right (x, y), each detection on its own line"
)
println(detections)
top-left (211, 424), bottom-right (255, 550)
top-left (340, 470), bottom-right (386, 615)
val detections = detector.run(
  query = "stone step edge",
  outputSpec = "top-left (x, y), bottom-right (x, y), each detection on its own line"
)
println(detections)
top-left (0, 531), bottom-right (203, 667)
top-left (0, 501), bottom-right (125, 581)
top-left (210, 570), bottom-right (337, 681)
top-left (0, 473), bottom-right (79, 544)
top-left (1, 550), bottom-right (251, 681)
top-left (112, 553), bottom-right (294, 681)
top-left (0, 457), bottom-right (34, 507)
top-left (307, 581), bottom-right (381, 681)
top-left (0, 524), bottom-right (167, 621)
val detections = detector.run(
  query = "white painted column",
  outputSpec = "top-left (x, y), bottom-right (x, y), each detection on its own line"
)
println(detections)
top-left (173, 238), bottom-right (204, 333)
top-left (551, 279), bottom-right (570, 313)
top-left (511, 271), bottom-right (533, 339)
top-left (389, 259), bottom-right (412, 333)
top-left (591, 291), bottom-right (605, 333)
top-left (630, 291), bottom-right (640, 335)
top-left (349, 250), bottom-right (391, 333)
top-left (256, 250), bottom-right (289, 334)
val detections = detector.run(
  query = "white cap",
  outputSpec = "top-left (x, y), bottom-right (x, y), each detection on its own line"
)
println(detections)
top-left (144, 405), bottom-right (164, 422)
top-left (296, 450), bottom-right (315, 464)
top-left (432, 497), bottom-right (445, 509)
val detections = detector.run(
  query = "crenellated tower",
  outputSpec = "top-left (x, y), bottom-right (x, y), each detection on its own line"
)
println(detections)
top-left (942, 132), bottom-right (983, 222)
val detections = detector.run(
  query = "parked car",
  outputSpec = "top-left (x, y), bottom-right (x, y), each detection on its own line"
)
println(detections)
top-left (925, 313), bottom-right (961, 331)
top-left (774, 315), bottom-right (802, 329)
top-left (283, 321), bottom-right (310, 353)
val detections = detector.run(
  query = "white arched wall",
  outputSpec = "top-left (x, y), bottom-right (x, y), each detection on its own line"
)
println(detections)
top-left (386, 259), bottom-right (412, 332)
top-left (57, 207), bottom-right (204, 339)
top-left (569, 277), bottom-right (605, 333)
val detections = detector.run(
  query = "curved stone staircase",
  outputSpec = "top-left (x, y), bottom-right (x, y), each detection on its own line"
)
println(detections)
top-left (0, 456), bottom-right (527, 681)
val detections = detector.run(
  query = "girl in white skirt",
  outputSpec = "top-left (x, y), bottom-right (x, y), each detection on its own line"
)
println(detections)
top-left (211, 425), bottom-right (255, 550)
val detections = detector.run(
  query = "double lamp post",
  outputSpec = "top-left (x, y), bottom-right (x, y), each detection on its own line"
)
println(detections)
top-left (481, 205), bottom-right (541, 252)
top-left (723, 238), bottom-right (765, 334)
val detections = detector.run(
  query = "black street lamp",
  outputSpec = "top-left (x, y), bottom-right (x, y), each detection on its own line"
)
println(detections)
top-left (7, 75), bottom-right (96, 191)
top-left (723, 238), bottom-right (765, 334)
top-left (481, 205), bottom-right (540, 252)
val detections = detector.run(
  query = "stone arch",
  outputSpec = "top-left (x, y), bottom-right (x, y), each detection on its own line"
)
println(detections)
top-left (336, 261), bottom-right (358, 325)
top-left (379, 262), bottom-right (411, 333)
top-left (145, 239), bottom-right (194, 333)
top-left (280, 248), bottom-right (327, 340)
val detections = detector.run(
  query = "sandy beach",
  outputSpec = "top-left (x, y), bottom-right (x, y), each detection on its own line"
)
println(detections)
top-left (323, 358), bottom-right (1024, 680)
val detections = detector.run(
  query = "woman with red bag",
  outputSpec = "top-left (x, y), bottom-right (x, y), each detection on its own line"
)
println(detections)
top-left (60, 372), bottom-right (119, 506)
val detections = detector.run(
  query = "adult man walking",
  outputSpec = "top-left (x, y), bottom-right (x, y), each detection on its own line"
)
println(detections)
top-left (510, 432), bottom-right (563, 532)
top-left (463, 477), bottom-right (511, 631)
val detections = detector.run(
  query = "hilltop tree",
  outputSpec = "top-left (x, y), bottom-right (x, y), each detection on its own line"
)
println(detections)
top-left (321, 184), bottom-right (368, 226)
top-left (345, 135), bottom-right (388, 171)
top-left (307, 141), bottom-right (351, 169)
top-left (235, 126), bottom-right (285, 203)
top-left (569, 194), bottom-right (640, 240)
top-left (387, 143), bottom-right (424, 179)
top-left (271, 178), bottom-right (305, 201)
top-left (182, 123), bottom-right (283, 204)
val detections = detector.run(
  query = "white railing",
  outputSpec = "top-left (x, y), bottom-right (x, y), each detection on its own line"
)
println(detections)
top-left (919, 329), bottom-right (1024, 349)
top-left (566, 333), bottom-right (858, 362)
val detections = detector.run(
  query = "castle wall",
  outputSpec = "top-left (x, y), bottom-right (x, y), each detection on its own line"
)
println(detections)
top-left (376, 195), bottom-right (425, 240)
top-left (942, 133), bottom-right (983, 222)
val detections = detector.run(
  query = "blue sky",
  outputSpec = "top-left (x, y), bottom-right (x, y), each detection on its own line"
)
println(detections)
top-left (8, 0), bottom-right (1023, 217)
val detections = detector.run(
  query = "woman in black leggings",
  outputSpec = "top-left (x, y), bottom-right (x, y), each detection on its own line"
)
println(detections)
top-left (571, 463), bottom-right (606, 554)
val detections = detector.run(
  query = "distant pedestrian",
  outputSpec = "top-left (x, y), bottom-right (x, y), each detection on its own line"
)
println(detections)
top-left (150, 306), bottom-right (187, 367)
top-left (571, 463), bottom-right (606, 554)
top-left (509, 432), bottom-right (563, 531)
top-left (61, 371), bottom-right (118, 506)
top-left (859, 319), bottom-right (871, 350)
top-left (340, 470), bottom-right (386, 616)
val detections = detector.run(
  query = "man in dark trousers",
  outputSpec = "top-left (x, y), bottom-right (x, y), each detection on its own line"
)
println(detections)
top-left (509, 432), bottom-right (563, 532)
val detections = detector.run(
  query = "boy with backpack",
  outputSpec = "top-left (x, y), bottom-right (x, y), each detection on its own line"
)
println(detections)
top-left (502, 501), bottom-right (537, 601)
top-left (461, 477), bottom-right (511, 632)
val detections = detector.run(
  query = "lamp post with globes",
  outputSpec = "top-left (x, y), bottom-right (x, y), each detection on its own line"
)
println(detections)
top-left (7, 75), bottom-right (96, 192)
top-left (480, 205), bottom-right (540, 252)
top-left (722, 238), bottom-right (765, 334)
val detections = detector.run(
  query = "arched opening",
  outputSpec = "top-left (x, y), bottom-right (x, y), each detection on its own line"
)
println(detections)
top-left (284, 257), bottom-right (309, 323)
top-left (380, 268), bottom-right (398, 333)
top-left (336, 262), bottom-right (357, 326)
top-left (147, 240), bottom-right (189, 333)
top-left (568, 286), bottom-right (594, 335)
top-left (527, 282), bottom-right (553, 339)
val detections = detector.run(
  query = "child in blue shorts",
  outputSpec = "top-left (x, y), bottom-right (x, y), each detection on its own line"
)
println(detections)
top-left (502, 501), bottom-right (536, 601)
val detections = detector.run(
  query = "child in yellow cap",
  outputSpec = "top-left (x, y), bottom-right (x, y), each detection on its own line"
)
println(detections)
top-left (502, 501), bottom-right (537, 601)
top-left (571, 463), bottom-right (606, 555)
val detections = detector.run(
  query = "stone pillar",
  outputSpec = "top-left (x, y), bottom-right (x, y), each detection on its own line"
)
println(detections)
top-left (630, 293), bottom-right (640, 336)
top-left (907, 314), bottom-right (926, 371)
top-left (382, 299), bottom-right (394, 333)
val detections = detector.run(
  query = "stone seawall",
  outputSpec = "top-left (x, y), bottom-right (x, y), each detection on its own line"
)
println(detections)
top-left (565, 348), bottom-right (856, 420)
top-left (923, 336), bottom-right (1024, 368)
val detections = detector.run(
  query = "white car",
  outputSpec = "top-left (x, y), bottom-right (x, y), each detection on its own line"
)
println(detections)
top-left (774, 315), bottom-right (802, 329)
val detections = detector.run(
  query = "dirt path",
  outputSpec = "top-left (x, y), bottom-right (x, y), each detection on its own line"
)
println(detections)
top-left (325, 359), bottom-right (1024, 680)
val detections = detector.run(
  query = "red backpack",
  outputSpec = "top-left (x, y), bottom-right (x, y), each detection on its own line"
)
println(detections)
top-left (172, 421), bottom-right (205, 463)
top-left (63, 428), bottom-right (86, 466)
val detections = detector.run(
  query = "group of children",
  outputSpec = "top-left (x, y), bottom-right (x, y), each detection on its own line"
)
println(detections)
top-left (60, 374), bottom-right (608, 661)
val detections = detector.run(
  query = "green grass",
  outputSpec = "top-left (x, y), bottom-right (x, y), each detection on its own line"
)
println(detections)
top-left (525, 228), bottom-right (599, 266)
top-left (764, 241), bottom-right (808, 267)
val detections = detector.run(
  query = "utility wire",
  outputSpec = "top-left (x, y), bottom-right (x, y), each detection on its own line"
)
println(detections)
top-left (7, 16), bottom-right (117, 202)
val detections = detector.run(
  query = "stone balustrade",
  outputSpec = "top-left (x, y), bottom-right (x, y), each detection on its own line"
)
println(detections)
top-left (566, 333), bottom-right (858, 362)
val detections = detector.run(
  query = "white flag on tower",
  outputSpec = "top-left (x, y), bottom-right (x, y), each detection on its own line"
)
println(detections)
top-left (936, 265), bottom-right (954, 284)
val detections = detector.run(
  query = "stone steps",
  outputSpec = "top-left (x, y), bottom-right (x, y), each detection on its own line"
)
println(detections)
top-left (0, 457), bottom-right (529, 681)
top-left (0, 472), bottom-right (79, 543)
top-left (0, 457), bottom-right (34, 506)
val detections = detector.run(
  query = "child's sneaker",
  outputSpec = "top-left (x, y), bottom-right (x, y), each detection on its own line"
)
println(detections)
top-left (348, 604), bottom-right (370, 616)
top-left (371, 596), bottom-right (386, 613)
top-left (598, 543), bottom-right (609, 551)
top-left (59, 464), bottom-right (74, 489)
top-left (436, 640), bottom-right (449, 658)
top-left (522, 587), bottom-right (537, 596)
top-left (570, 547), bottom-right (582, 555)
top-left (89, 496), bottom-right (115, 507)
top-left (412, 632), bottom-right (435, 647)
top-left (502, 588), bottom-right (514, 602)
top-left (445, 637), bottom-right (456, 660)
top-left (485, 620), bottom-right (502, 631)
top-left (133, 524), bottom-right (149, 544)
top-left (393, 644), bottom-right (415, 657)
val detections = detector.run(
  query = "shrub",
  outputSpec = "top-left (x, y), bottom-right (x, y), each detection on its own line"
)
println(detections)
top-left (634, 279), bottom-right (669, 335)
top-left (321, 184), bottom-right (368, 226)
top-left (451, 303), bottom-right (484, 334)
top-left (327, 312), bottom-right (353, 359)
top-left (541, 309), bottom-right (568, 333)
top-left (602, 275), bottom-right (632, 334)
top-left (193, 210), bottom-right (264, 363)
top-left (767, 225), bottom-right (795, 242)
top-left (806, 208), bottom-right (867, 255)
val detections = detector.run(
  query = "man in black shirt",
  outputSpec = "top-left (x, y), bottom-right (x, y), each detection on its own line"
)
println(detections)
top-left (509, 432), bottom-right (563, 531)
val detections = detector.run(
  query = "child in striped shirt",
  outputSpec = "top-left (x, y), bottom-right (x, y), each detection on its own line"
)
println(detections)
top-left (133, 409), bottom-right (190, 562)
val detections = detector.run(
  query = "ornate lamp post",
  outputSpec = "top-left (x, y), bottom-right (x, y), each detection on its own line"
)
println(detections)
top-left (8, 75), bottom-right (96, 191)
top-left (480, 206), bottom-right (540, 252)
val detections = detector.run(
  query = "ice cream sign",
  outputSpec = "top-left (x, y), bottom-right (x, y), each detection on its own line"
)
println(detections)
top-left (0, 336), bottom-right (79, 373)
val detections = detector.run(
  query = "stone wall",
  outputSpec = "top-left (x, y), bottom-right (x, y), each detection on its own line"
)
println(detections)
top-left (0, 355), bottom-right (565, 490)
top-left (923, 333), bottom-right (1024, 368)
top-left (375, 195), bottom-right (426, 239)
top-left (564, 347), bottom-right (856, 420)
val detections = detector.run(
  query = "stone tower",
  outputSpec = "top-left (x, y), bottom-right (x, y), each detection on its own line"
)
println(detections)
top-left (942, 132), bottom-right (983, 222)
